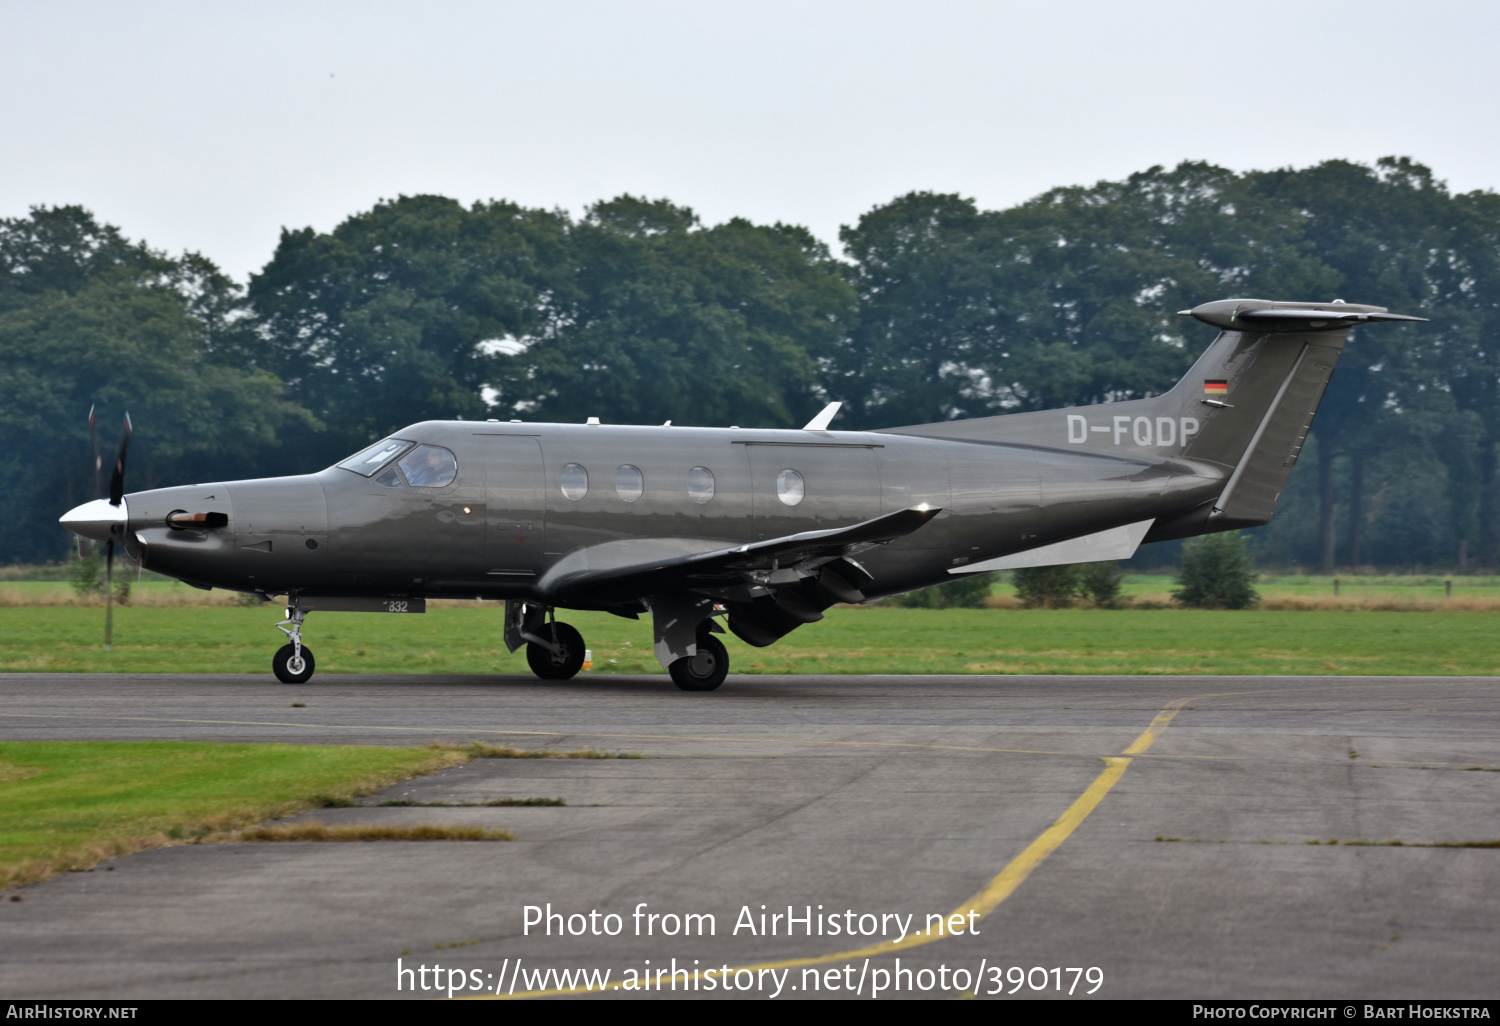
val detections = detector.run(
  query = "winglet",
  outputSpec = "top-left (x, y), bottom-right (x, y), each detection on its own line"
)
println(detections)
top-left (802, 402), bottom-right (841, 431)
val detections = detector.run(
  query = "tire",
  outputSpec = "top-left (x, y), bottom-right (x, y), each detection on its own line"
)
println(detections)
top-left (669, 633), bottom-right (728, 692)
top-left (526, 622), bottom-right (585, 680)
top-left (273, 643), bottom-right (316, 684)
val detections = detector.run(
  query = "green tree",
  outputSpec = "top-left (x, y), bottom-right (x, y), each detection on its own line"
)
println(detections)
top-left (893, 573), bottom-right (993, 608)
top-left (1078, 562), bottom-right (1125, 608)
top-left (66, 547), bottom-right (103, 596)
top-left (247, 195), bottom-right (571, 468)
top-left (839, 159), bottom-right (1500, 572)
top-left (0, 206), bottom-right (308, 563)
top-left (835, 166), bottom-right (1339, 429)
top-left (1244, 158), bottom-right (1470, 571)
top-left (1013, 565), bottom-right (1081, 609)
top-left (491, 196), bottom-right (857, 429)
top-left (0, 205), bottom-right (148, 313)
top-left (1174, 533), bottom-right (1259, 609)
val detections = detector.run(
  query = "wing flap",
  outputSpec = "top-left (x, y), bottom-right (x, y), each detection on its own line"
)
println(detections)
top-left (542, 506), bottom-right (941, 601)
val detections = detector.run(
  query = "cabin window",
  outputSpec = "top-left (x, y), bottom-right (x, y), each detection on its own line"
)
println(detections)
top-left (337, 438), bottom-right (412, 477)
top-left (375, 467), bottom-right (403, 488)
top-left (398, 445), bottom-right (458, 487)
top-left (561, 463), bottom-right (589, 500)
top-left (688, 466), bottom-right (715, 504)
top-left (616, 465), bottom-right (644, 502)
top-left (776, 469), bottom-right (804, 506)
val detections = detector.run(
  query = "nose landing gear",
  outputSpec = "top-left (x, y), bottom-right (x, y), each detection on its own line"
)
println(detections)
top-left (505, 601), bottom-right (585, 680)
top-left (272, 605), bottom-right (316, 684)
top-left (525, 620), bottom-right (585, 680)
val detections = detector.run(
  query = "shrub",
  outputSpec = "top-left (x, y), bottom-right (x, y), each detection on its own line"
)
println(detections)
top-left (1013, 565), bottom-right (1081, 608)
top-left (1078, 561), bottom-right (1125, 608)
top-left (1174, 532), bottom-right (1259, 609)
top-left (894, 573), bottom-right (994, 608)
top-left (67, 549), bottom-right (102, 597)
top-left (66, 548), bottom-right (131, 604)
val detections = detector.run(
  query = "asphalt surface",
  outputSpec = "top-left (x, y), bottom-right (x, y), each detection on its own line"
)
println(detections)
top-left (0, 671), bottom-right (1497, 1000)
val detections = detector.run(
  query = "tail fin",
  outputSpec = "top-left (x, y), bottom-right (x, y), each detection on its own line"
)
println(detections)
top-left (1165, 299), bottom-right (1423, 529)
top-left (883, 298), bottom-right (1425, 529)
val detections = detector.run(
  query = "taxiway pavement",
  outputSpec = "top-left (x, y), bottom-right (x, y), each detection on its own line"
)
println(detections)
top-left (0, 671), bottom-right (1496, 1000)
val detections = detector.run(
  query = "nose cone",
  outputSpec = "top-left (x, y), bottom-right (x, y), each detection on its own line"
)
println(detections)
top-left (60, 497), bottom-right (129, 543)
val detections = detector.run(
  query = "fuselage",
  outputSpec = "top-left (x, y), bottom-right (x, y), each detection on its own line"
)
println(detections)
top-left (116, 420), bottom-right (1223, 607)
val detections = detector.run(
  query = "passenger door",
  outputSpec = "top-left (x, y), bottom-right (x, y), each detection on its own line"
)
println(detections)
top-left (482, 434), bottom-right (547, 579)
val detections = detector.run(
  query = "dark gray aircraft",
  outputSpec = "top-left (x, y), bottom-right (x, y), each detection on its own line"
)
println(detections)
top-left (61, 298), bottom-right (1422, 690)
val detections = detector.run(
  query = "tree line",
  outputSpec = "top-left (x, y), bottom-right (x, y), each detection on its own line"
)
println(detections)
top-left (4, 158), bottom-right (1498, 570)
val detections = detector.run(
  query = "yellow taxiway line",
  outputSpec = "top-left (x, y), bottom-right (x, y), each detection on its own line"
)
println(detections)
top-left (480, 698), bottom-right (1188, 999)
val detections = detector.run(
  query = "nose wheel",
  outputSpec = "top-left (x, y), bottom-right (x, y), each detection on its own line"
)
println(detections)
top-left (272, 605), bottom-right (316, 684)
top-left (273, 643), bottom-right (316, 684)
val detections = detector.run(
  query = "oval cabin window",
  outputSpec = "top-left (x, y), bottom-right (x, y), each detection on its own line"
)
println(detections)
top-left (616, 465), bottom-right (644, 502)
top-left (688, 466), bottom-right (715, 504)
top-left (776, 469), bottom-right (804, 506)
top-left (560, 463), bottom-right (589, 501)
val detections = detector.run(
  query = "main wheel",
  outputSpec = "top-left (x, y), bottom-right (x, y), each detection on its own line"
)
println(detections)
top-left (526, 622), bottom-right (585, 680)
top-left (670, 634), bottom-right (728, 692)
top-left (273, 643), bottom-right (316, 684)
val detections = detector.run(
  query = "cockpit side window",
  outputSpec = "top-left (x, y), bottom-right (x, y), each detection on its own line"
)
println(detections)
top-left (398, 445), bottom-right (458, 487)
top-left (337, 438), bottom-right (413, 477)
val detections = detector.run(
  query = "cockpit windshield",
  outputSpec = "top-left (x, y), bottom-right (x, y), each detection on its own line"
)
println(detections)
top-left (336, 438), bottom-right (413, 477)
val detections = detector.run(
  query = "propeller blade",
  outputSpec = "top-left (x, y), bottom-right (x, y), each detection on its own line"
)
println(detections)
top-left (89, 405), bottom-right (109, 501)
top-left (103, 540), bottom-right (115, 650)
top-left (109, 413), bottom-right (132, 506)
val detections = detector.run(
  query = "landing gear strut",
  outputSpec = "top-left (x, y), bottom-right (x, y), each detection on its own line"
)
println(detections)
top-left (272, 604), bottom-right (316, 684)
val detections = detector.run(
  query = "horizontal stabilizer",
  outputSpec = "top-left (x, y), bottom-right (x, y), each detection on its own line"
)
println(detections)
top-left (949, 519), bottom-right (1154, 573)
top-left (1180, 299), bottom-right (1426, 333)
top-left (1234, 308), bottom-right (1428, 327)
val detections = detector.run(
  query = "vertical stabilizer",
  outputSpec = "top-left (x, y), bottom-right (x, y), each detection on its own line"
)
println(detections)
top-left (880, 298), bottom-right (1425, 533)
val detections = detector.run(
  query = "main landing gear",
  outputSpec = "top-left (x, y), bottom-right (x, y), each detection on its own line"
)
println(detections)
top-left (272, 605), bottom-right (315, 684)
top-left (668, 628), bottom-right (728, 692)
top-left (505, 600), bottom-right (731, 691)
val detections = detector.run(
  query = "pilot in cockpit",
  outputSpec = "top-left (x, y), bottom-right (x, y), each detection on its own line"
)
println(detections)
top-left (399, 445), bottom-right (456, 487)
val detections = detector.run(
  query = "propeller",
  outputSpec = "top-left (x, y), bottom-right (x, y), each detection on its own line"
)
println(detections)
top-left (87, 406), bottom-right (131, 650)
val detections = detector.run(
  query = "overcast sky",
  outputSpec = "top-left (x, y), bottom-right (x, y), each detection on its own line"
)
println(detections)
top-left (3, 0), bottom-right (1496, 283)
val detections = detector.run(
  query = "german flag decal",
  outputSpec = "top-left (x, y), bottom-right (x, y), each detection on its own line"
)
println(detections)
top-left (1203, 379), bottom-right (1229, 395)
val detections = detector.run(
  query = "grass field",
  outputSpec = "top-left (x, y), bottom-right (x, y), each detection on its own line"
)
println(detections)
top-left (8, 571), bottom-right (1500, 609)
top-left (0, 741), bottom-right (463, 888)
top-left (1119, 573), bottom-right (1500, 610)
top-left (2, 604), bottom-right (1496, 676)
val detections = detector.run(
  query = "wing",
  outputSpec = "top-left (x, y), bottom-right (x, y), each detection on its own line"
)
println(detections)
top-left (539, 506), bottom-right (942, 604)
